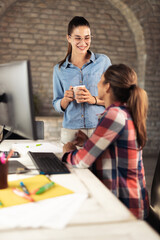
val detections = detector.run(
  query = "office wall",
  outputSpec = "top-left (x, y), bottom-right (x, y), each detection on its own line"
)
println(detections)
top-left (0, 0), bottom-right (160, 155)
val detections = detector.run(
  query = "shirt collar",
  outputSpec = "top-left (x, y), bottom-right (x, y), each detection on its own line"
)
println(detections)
top-left (64, 50), bottom-right (95, 69)
top-left (64, 56), bottom-right (70, 68)
top-left (106, 102), bottom-right (124, 111)
top-left (97, 102), bottom-right (125, 119)
top-left (89, 51), bottom-right (95, 62)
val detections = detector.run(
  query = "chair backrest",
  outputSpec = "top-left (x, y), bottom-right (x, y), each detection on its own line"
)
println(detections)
top-left (36, 121), bottom-right (44, 139)
top-left (151, 150), bottom-right (160, 210)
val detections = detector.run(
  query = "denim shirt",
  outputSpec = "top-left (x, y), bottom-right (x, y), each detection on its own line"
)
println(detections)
top-left (52, 51), bottom-right (111, 129)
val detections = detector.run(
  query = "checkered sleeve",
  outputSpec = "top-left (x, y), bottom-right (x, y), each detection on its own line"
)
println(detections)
top-left (65, 107), bottom-right (126, 168)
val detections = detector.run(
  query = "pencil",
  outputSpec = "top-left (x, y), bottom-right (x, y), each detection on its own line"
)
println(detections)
top-left (6, 149), bottom-right (14, 161)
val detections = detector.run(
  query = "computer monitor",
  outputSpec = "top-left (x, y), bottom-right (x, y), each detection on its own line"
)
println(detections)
top-left (0, 60), bottom-right (37, 140)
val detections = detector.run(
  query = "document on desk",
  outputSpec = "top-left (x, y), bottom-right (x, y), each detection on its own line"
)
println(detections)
top-left (0, 193), bottom-right (87, 229)
top-left (12, 142), bottom-right (62, 155)
top-left (0, 175), bottom-right (88, 229)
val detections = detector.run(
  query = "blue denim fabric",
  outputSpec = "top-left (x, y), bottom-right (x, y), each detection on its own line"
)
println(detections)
top-left (52, 51), bottom-right (111, 129)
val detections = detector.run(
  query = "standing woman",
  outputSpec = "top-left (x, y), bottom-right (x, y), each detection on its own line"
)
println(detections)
top-left (52, 16), bottom-right (111, 143)
top-left (62, 64), bottom-right (149, 219)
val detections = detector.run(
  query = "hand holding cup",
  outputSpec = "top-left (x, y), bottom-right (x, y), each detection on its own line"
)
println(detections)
top-left (73, 85), bottom-right (86, 103)
top-left (73, 85), bottom-right (96, 104)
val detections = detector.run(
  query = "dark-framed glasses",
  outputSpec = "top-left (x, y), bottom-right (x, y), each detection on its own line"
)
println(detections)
top-left (69, 35), bottom-right (92, 43)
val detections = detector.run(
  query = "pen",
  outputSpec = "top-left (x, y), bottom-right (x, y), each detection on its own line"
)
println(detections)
top-left (12, 188), bottom-right (34, 202)
top-left (35, 182), bottom-right (54, 195)
top-left (6, 149), bottom-right (14, 161)
top-left (20, 181), bottom-right (30, 195)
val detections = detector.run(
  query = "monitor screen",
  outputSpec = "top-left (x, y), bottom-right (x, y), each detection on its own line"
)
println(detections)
top-left (0, 60), bottom-right (37, 140)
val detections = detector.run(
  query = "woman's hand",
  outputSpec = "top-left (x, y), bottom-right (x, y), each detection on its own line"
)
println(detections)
top-left (63, 142), bottom-right (77, 154)
top-left (72, 130), bottom-right (88, 147)
top-left (75, 87), bottom-right (96, 105)
top-left (64, 86), bottom-right (74, 103)
top-left (61, 86), bottom-right (74, 110)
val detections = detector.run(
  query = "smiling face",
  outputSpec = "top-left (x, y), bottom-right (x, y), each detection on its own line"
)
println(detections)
top-left (67, 26), bottom-right (91, 55)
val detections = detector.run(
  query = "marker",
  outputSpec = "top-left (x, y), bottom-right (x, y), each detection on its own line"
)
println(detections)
top-left (35, 182), bottom-right (54, 195)
top-left (30, 187), bottom-right (40, 195)
top-left (12, 188), bottom-right (34, 202)
top-left (0, 152), bottom-right (6, 164)
top-left (20, 181), bottom-right (30, 195)
top-left (6, 149), bottom-right (14, 162)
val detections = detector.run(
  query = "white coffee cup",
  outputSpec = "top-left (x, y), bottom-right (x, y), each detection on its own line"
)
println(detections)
top-left (73, 85), bottom-right (85, 103)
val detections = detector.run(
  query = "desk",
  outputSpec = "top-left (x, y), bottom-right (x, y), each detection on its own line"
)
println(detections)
top-left (0, 140), bottom-right (159, 240)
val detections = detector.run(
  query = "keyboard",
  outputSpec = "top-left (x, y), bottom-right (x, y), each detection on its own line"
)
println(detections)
top-left (3, 151), bottom-right (20, 158)
top-left (28, 151), bottom-right (70, 175)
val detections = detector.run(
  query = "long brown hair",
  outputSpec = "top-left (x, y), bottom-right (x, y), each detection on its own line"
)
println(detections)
top-left (104, 64), bottom-right (148, 148)
top-left (59, 16), bottom-right (90, 68)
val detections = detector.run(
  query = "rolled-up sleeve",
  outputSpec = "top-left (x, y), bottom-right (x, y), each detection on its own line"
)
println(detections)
top-left (52, 65), bottom-right (64, 113)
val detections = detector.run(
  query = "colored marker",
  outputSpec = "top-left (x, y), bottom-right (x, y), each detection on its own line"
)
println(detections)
top-left (12, 188), bottom-right (34, 202)
top-left (6, 149), bottom-right (14, 162)
top-left (30, 187), bottom-right (40, 195)
top-left (20, 181), bottom-right (30, 195)
top-left (0, 152), bottom-right (6, 164)
top-left (35, 182), bottom-right (54, 195)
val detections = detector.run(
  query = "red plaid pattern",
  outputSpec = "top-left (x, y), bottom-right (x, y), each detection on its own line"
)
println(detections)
top-left (63, 103), bottom-right (149, 219)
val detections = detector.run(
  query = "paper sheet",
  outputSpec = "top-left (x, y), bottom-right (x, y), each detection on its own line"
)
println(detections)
top-left (0, 175), bottom-right (74, 207)
top-left (0, 174), bottom-right (88, 229)
top-left (0, 193), bottom-right (88, 229)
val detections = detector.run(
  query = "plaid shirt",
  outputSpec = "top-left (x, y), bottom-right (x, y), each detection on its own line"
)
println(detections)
top-left (63, 103), bottom-right (149, 219)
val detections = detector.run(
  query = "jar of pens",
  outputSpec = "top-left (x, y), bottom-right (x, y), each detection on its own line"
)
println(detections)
top-left (0, 149), bottom-right (13, 189)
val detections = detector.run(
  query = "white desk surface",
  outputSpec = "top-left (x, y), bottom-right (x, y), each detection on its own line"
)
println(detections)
top-left (0, 140), bottom-right (159, 240)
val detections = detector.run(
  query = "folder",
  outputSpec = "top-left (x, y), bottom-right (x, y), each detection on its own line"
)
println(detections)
top-left (0, 175), bottom-right (74, 208)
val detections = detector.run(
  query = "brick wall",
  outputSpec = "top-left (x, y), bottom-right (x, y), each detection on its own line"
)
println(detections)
top-left (36, 116), bottom-right (62, 141)
top-left (121, 0), bottom-right (160, 154)
top-left (0, 0), bottom-right (160, 155)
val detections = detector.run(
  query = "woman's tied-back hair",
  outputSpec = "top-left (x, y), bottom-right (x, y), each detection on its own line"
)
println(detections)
top-left (104, 64), bottom-right (148, 148)
top-left (59, 16), bottom-right (90, 68)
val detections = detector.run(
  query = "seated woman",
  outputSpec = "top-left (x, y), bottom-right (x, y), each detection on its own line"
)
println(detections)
top-left (62, 64), bottom-right (149, 220)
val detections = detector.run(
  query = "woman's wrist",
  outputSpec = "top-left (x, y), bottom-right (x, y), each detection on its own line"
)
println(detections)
top-left (61, 97), bottom-right (70, 110)
top-left (93, 96), bottom-right (97, 105)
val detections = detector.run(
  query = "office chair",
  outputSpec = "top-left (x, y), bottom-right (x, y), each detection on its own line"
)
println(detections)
top-left (36, 120), bottom-right (44, 139)
top-left (146, 151), bottom-right (160, 233)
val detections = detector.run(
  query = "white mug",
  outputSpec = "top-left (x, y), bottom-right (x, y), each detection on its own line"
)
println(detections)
top-left (73, 85), bottom-right (85, 103)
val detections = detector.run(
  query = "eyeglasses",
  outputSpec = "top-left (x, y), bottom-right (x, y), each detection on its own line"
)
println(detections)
top-left (69, 35), bottom-right (92, 43)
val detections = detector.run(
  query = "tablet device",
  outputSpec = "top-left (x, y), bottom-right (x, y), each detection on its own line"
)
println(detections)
top-left (8, 160), bottom-right (30, 174)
